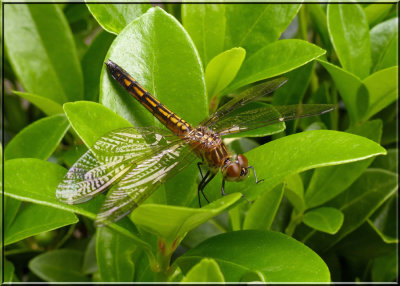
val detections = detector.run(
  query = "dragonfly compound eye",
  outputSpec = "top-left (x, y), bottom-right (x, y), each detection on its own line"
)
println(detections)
top-left (225, 163), bottom-right (241, 181)
top-left (237, 154), bottom-right (248, 168)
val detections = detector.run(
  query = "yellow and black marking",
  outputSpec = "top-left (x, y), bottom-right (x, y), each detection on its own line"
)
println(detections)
top-left (106, 60), bottom-right (192, 136)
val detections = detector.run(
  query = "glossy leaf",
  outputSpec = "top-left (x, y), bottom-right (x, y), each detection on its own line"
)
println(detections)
top-left (363, 66), bottom-right (398, 120)
top-left (370, 18), bottom-right (398, 71)
top-left (218, 130), bottom-right (387, 202)
top-left (29, 249), bottom-right (89, 282)
top-left (82, 235), bottom-right (97, 275)
top-left (226, 40), bottom-right (326, 93)
top-left (81, 30), bottom-right (115, 102)
top-left (181, 258), bottom-right (225, 282)
top-left (318, 60), bottom-right (367, 124)
top-left (5, 114), bottom-right (69, 160)
top-left (365, 4), bottom-right (394, 27)
top-left (130, 193), bottom-right (241, 244)
top-left (305, 120), bottom-right (383, 208)
top-left (327, 4), bottom-right (371, 79)
top-left (4, 203), bottom-right (78, 245)
top-left (284, 173), bottom-right (306, 212)
top-left (3, 259), bottom-right (15, 282)
top-left (371, 148), bottom-right (397, 173)
top-left (13, 91), bottom-right (63, 116)
top-left (3, 158), bottom-right (150, 251)
top-left (302, 207), bottom-right (344, 234)
top-left (96, 227), bottom-right (135, 282)
top-left (308, 4), bottom-right (331, 51)
top-left (4, 4), bottom-right (83, 103)
top-left (205, 47), bottom-right (246, 99)
top-left (87, 3), bottom-right (151, 34)
top-left (243, 184), bottom-right (284, 231)
top-left (177, 230), bottom-right (330, 282)
top-left (64, 101), bottom-right (131, 148)
top-left (224, 4), bottom-right (301, 56)
top-left (182, 4), bottom-right (226, 67)
top-left (303, 169), bottom-right (398, 251)
top-left (4, 196), bottom-right (21, 232)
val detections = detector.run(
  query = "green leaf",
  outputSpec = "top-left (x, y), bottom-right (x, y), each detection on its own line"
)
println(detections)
top-left (365, 4), bottom-right (394, 27)
top-left (318, 60), bottom-right (367, 124)
top-left (87, 3), bottom-right (151, 34)
top-left (370, 17), bottom-right (398, 72)
top-left (182, 4), bottom-right (226, 67)
top-left (100, 7), bottom-right (207, 207)
top-left (226, 40), bottom-right (326, 93)
top-left (177, 230), bottom-right (330, 282)
top-left (303, 169), bottom-right (398, 251)
top-left (4, 4), bottom-right (83, 103)
top-left (4, 203), bottom-right (78, 246)
top-left (82, 235), bottom-right (97, 275)
top-left (3, 259), bottom-right (15, 282)
top-left (205, 47), bottom-right (246, 99)
top-left (81, 30), bottom-right (115, 102)
top-left (181, 258), bottom-right (225, 282)
top-left (5, 114), bottom-right (69, 160)
top-left (13, 91), bottom-right (63, 116)
top-left (284, 173), bottom-right (306, 212)
top-left (100, 7), bottom-right (207, 128)
top-left (243, 184), bottom-right (284, 231)
top-left (224, 4), bottom-right (301, 56)
top-left (363, 66), bottom-right (398, 120)
top-left (29, 249), bottom-right (89, 282)
top-left (302, 207), bottom-right (344, 234)
top-left (371, 252), bottom-right (398, 282)
top-left (4, 196), bottom-right (22, 232)
top-left (4, 158), bottom-right (150, 251)
top-left (96, 227), bottom-right (135, 282)
top-left (130, 193), bottom-right (241, 244)
top-left (327, 4), bottom-right (371, 79)
top-left (63, 101), bottom-right (132, 148)
top-left (219, 130), bottom-right (387, 202)
top-left (308, 4), bottom-right (331, 51)
top-left (371, 148), bottom-right (397, 173)
top-left (305, 120), bottom-right (383, 208)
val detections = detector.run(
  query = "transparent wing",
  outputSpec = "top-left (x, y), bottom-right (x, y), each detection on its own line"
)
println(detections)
top-left (56, 126), bottom-right (183, 204)
top-left (95, 141), bottom-right (197, 226)
top-left (201, 77), bottom-right (288, 127)
top-left (213, 104), bottom-right (336, 136)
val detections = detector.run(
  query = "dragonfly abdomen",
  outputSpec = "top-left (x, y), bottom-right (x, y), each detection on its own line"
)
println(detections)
top-left (106, 60), bottom-right (192, 137)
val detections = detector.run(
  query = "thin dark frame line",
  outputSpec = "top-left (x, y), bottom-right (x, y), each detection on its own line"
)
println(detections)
top-left (1, 1), bottom-right (398, 4)
top-left (2, 1), bottom-right (5, 283)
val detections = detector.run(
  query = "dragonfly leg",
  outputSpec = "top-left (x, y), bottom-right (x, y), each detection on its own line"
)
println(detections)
top-left (197, 162), bottom-right (204, 179)
top-left (221, 179), bottom-right (226, 196)
top-left (198, 171), bottom-right (216, 207)
top-left (248, 166), bottom-right (264, 184)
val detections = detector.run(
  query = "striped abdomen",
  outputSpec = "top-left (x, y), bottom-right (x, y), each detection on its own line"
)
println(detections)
top-left (106, 60), bottom-right (192, 137)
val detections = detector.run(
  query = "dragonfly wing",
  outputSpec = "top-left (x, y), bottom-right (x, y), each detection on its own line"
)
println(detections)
top-left (201, 77), bottom-right (288, 127)
top-left (95, 142), bottom-right (197, 226)
top-left (214, 104), bottom-right (336, 136)
top-left (56, 126), bottom-right (182, 204)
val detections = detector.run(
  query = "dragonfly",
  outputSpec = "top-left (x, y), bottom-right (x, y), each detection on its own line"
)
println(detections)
top-left (56, 59), bottom-right (335, 226)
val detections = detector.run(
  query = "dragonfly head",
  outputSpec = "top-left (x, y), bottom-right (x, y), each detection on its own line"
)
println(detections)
top-left (222, 154), bottom-right (250, 182)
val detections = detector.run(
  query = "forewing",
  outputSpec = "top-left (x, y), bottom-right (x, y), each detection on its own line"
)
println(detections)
top-left (201, 77), bottom-right (288, 127)
top-left (95, 142), bottom-right (197, 226)
top-left (56, 126), bottom-right (182, 204)
top-left (214, 104), bottom-right (336, 136)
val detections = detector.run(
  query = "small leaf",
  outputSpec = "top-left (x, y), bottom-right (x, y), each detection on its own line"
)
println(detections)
top-left (81, 30), bottom-right (115, 102)
top-left (5, 114), bottom-right (69, 160)
top-left (177, 230), bottom-right (330, 282)
top-left (224, 4), bottom-right (301, 56)
top-left (370, 17), bottom-right (398, 72)
top-left (130, 193), bottom-right (241, 243)
top-left (205, 47), bottom-right (246, 99)
top-left (4, 203), bottom-right (77, 245)
top-left (243, 184), bottom-right (284, 231)
top-left (87, 3), bottom-right (151, 34)
top-left (304, 169), bottom-right (398, 251)
top-left (302, 207), bottom-right (344, 234)
top-left (327, 4), bottom-right (371, 79)
top-left (363, 66), bottom-right (398, 120)
top-left (63, 101), bottom-right (131, 148)
top-left (181, 258), bottom-right (225, 282)
top-left (13, 91), bottom-right (63, 116)
top-left (182, 4), bottom-right (226, 67)
top-left (96, 227), bottom-right (135, 282)
top-left (226, 40), bottom-right (326, 93)
top-left (4, 4), bottom-right (83, 103)
top-left (29, 249), bottom-right (89, 282)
